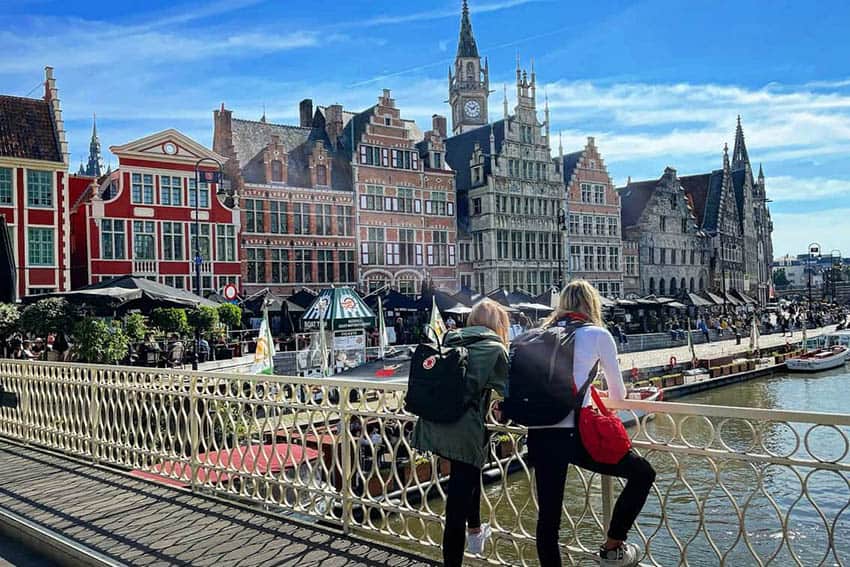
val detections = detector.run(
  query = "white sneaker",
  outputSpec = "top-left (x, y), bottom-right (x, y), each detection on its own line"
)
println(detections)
top-left (599, 542), bottom-right (640, 567)
top-left (466, 523), bottom-right (491, 555)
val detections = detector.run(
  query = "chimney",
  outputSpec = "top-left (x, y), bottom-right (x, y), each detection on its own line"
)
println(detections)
top-left (213, 103), bottom-right (234, 158)
top-left (325, 104), bottom-right (344, 143)
top-left (299, 99), bottom-right (313, 128)
top-left (43, 66), bottom-right (69, 165)
top-left (432, 114), bottom-right (447, 139)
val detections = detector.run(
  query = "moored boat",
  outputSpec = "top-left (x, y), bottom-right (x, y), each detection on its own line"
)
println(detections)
top-left (786, 345), bottom-right (849, 372)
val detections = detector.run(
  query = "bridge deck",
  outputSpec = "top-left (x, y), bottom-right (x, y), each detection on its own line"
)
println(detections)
top-left (0, 440), bottom-right (434, 566)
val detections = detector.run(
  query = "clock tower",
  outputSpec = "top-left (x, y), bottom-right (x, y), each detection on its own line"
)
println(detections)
top-left (449, 0), bottom-right (489, 135)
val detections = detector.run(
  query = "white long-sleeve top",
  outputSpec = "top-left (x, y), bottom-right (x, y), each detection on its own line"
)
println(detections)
top-left (530, 325), bottom-right (627, 428)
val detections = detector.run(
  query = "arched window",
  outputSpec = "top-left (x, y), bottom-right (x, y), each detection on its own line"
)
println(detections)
top-left (689, 278), bottom-right (695, 292)
top-left (649, 278), bottom-right (655, 294)
top-left (316, 164), bottom-right (327, 186)
top-left (698, 277), bottom-right (704, 290)
top-left (680, 278), bottom-right (686, 292)
top-left (670, 278), bottom-right (677, 294)
top-left (271, 160), bottom-right (283, 182)
top-left (466, 62), bottom-right (475, 81)
top-left (659, 279), bottom-right (666, 295)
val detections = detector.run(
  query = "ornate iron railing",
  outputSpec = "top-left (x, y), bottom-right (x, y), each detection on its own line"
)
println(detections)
top-left (0, 360), bottom-right (847, 566)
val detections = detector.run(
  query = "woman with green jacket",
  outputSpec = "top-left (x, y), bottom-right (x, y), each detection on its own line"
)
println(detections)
top-left (411, 299), bottom-right (510, 566)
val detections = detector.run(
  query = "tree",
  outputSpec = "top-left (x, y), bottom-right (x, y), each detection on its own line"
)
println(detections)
top-left (19, 298), bottom-right (77, 338)
top-left (73, 319), bottom-right (129, 364)
top-left (150, 308), bottom-right (189, 336)
top-left (123, 313), bottom-right (148, 342)
top-left (187, 306), bottom-right (219, 337)
top-left (773, 268), bottom-right (790, 288)
top-left (0, 303), bottom-right (20, 340)
top-left (217, 303), bottom-right (242, 330)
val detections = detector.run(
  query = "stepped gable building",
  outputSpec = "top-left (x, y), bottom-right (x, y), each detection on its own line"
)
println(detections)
top-left (619, 167), bottom-right (711, 298)
top-left (562, 136), bottom-right (623, 298)
top-left (347, 90), bottom-right (458, 294)
top-left (619, 118), bottom-right (773, 303)
top-left (213, 101), bottom-right (356, 297)
top-left (0, 66), bottom-right (70, 297)
top-left (445, 3), bottom-right (565, 295)
top-left (69, 129), bottom-right (242, 292)
top-left (214, 91), bottom-right (458, 296)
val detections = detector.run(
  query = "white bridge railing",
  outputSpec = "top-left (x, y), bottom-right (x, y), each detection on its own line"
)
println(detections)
top-left (0, 360), bottom-right (848, 566)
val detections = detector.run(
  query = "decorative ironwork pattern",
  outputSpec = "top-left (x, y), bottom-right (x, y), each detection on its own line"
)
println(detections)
top-left (0, 360), bottom-right (847, 566)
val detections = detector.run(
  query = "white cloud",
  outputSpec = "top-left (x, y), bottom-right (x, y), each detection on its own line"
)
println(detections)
top-left (350, 0), bottom-right (542, 27)
top-left (771, 208), bottom-right (850, 257)
top-left (764, 176), bottom-right (850, 203)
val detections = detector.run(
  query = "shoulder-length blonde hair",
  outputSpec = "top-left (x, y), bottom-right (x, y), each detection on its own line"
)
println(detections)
top-left (543, 280), bottom-right (605, 327)
top-left (468, 299), bottom-right (510, 345)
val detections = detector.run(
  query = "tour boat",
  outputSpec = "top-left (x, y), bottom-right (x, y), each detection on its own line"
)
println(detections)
top-left (786, 345), bottom-right (849, 372)
top-left (618, 386), bottom-right (662, 427)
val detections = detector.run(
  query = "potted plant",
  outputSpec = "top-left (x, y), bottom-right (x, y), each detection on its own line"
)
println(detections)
top-left (73, 319), bottom-right (129, 364)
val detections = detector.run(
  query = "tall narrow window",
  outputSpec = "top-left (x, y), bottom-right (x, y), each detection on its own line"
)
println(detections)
top-left (27, 170), bottom-right (53, 207)
top-left (317, 250), bottom-right (333, 282)
top-left (131, 173), bottom-right (154, 205)
top-left (216, 225), bottom-right (236, 261)
top-left (295, 249), bottom-right (314, 283)
top-left (189, 223), bottom-right (211, 261)
top-left (188, 179), bottom-right (209, 208)
top-left (162, 222), bottom-right (184, 261)
top-left (247, 249), bottom-right (266, 283)
top-left (0, 167), bottom-right (12, 205)
top-left (339, 250), bottom-right (356, 283)
top-left (316, 164), bottom-right (327, 186)
top-left (271, 249), bottom-right (289, 283)
top-left (336, 205), bottom-right (352, 236)
top-left (160, 176), bottom-right (182, 206)
top-left (271, 160), bottom-right (283, 182)
top-left (28, 227), bottom-right (54, 266)
top-left (133, 221), bottom-right (156, 260)
top-left (270, 201), bottom-right (287, 234)
top-left (100, 219), bottom-right (125, 260)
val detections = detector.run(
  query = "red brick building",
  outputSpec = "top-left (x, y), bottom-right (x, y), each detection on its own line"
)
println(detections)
top-left (69, 129), bottom-right (241, 291)
top-left (0, 67), bottom-right (70, 297)
top-left (351, 90), bottom-right (458, 293)
top-left (562, 137), bottom-right (624, 298)
top-left (213, 101), bottom-right (357, 297)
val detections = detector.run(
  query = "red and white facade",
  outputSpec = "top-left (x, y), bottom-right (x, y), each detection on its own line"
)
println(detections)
top-left (0, 67), bottom-right (71, 297)
top-left (70, 129), bottom-right (241, 292)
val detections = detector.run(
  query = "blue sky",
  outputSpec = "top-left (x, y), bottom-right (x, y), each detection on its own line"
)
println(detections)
top-left (2, 0), bottom-right (849, 257)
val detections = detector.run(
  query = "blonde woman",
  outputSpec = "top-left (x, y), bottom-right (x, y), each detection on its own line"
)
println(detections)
top-left (529, 280), bottom-right (655, 567)
top-left (411, 299), bottom-right (510, 566)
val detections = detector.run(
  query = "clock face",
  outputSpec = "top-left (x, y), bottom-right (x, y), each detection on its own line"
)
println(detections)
top-left (464, 99), bottom-right (481, 119)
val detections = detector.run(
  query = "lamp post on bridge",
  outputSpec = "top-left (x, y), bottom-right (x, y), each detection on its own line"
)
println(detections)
top-left (556, 208), bottom-right (566, 290)
top-left (807, 242), bottom-right (821, 315)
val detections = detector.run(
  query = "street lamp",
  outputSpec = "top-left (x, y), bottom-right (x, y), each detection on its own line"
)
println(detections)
top-left (556, 208), bottom-right (566, 290)
top-left (191, 157), bottom-right (226, 370)
top-left (807, 242), bottom-right (821, 313)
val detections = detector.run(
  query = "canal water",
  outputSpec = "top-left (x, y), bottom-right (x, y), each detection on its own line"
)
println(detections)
top-left (383, 368), bottom-right (850, 565)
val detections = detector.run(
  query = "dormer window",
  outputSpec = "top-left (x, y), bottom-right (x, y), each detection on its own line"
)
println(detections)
top-left (433, 152), bottom-right (442, 169)
top-left (384, 117), bottom-right (391, 126)
top-left (271, 160), bottom-right (283, 183)
top-left (316, 164), bottom-right (327, 186)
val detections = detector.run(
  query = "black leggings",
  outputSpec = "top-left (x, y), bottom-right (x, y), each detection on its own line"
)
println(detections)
top-left (442, 459), bottom-right (482, 567)
top-left (527, 428), bottom-right (656, 567)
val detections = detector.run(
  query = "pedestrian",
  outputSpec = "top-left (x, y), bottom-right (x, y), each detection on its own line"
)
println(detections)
top-left (411, 299), bottom-right (510, 566)
top-left (527, 281), bottom-right (655, 567)
top-left (618, 323), bottom-right (629, 346)
top-left (698, 318), bottom-right (710, 343)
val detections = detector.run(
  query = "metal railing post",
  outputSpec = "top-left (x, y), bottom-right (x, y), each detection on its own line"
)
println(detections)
top-left (189, 374), bottom-right (200, 492)
top-left (340, 386), bottom-right (353, 534)
top-left (89, 368), bottom-right (101, 463)
top-left (20, 364), bottom-right (32, 445)
top-left (601, 474), bottom-right (614, 534)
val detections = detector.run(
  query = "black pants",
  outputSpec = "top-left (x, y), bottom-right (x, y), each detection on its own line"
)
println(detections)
top-left (443, 459), bottom-right (482, 567)
top-left (527, 428), bottom-right (656, 567)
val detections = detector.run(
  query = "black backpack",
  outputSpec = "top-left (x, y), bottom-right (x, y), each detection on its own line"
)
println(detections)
top-left (405, 334), bottom-right (483, 423)
top-left (503, 319), bottom-right (595, 426)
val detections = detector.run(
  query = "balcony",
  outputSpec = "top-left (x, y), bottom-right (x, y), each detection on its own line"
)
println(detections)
top-left (0, 361), bottom-right (847, 566)
top-left (132, 259), bottom-right (157, 275)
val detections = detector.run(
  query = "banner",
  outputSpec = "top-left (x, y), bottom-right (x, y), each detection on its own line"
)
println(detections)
top-left (250, 309), bottom-right (276, 375)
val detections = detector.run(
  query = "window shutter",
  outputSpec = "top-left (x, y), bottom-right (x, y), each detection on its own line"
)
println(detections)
top-left (384, 196), bottom-right (392, 211)
top-left (390, 149), bottom-right (398, 168)
top-left (411, 153), bottom-right (419, 170)
top-left (359, 146), bottom-right (367, 164)
top-left (447, 202), bottom-right (454, 217)
top-left (360, 194), bottom-right (368, 209)
top-left (449, 245), bottom-right (456, 266)
top-left (425, 201), bottom-right (433, 215)
top-left (360, 243), bottom-right (369, 265)
top-left (414, 199), bottom-right (422, 214)
top-left (392, 197), bottom-right (399, 212)
top-left (381, 148), bottom-right (389, 167)
top-left (415, 244), bottom-right (423, 266)
top-left (426, 244), bottom-right (434, 266)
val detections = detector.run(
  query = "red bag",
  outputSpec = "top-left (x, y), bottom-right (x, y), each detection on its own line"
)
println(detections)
top-left (578, 386), bottom-right (631, 464)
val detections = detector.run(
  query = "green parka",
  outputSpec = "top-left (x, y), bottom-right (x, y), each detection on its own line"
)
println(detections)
top-left (410, 326), bottom-right (509, 469)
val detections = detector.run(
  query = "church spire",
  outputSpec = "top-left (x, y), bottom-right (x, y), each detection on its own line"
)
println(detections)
top-left (732, 114), bottom-right (750, 170)
top-left (723, 142), bottom-right (730, 171)
top-left (456, 0), bottom-right (479, 58)
top-left (758, 162), bottom-right (764, 179)
top-left (85, 113), bottom-right (103, 177)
